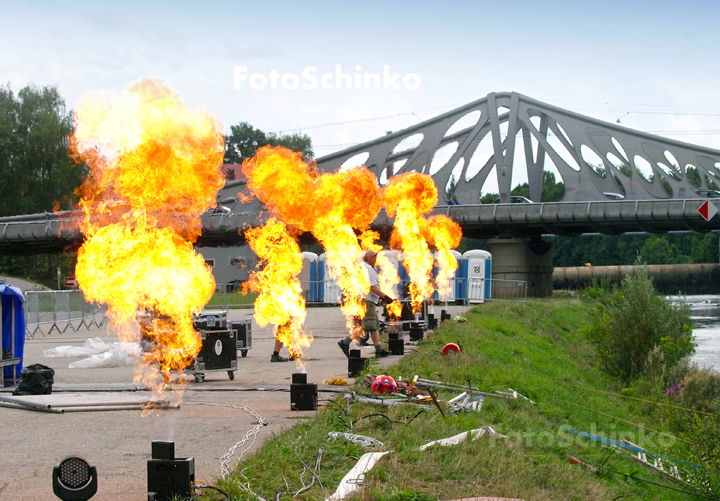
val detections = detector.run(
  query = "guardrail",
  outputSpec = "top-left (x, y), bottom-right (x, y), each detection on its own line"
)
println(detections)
top-left (25, 290), bottom-right (107, 339)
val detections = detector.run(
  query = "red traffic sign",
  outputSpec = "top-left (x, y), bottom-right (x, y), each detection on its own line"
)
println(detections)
top-left (64, 277), bottom-right (78, 288)
top-left (698, 200), bottom-right (718, 222)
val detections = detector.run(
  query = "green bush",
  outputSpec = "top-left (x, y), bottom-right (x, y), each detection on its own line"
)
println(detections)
top-left (584, 265), bottom-right (694, 383)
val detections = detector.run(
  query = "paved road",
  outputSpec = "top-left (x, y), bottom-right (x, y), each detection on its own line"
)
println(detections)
top-left (0, 304), bottom-right (470, 501)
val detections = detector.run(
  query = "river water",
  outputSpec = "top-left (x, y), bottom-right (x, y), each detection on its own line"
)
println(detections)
top-left (679, 295), bottom-right (720, 372)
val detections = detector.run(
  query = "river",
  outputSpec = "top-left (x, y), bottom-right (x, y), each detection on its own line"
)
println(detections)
top-left (679, 295), bottom-right (720, 372)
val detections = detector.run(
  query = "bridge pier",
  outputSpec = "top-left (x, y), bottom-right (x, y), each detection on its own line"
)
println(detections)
top-left (486, 237), bottom-right (554, 298)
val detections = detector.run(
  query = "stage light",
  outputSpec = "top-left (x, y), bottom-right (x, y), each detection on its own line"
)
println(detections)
top-left (53, 456), bottom-right (97, 500)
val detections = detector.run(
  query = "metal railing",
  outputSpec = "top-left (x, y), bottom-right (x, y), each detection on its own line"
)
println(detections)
top-left (207, 281), bottom-right (332, 310)
top-left (208, 277), bottom-right (527, 310)
top-left (25, 290), bottom-right (107, 339)
top-left (436, 277), bottom-right (527, 305)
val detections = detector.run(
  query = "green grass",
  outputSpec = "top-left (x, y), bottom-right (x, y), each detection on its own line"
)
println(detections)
top-left (205, 291), bottom-right (257, 309)
top-left (216, 294), bottom-right (713, 500)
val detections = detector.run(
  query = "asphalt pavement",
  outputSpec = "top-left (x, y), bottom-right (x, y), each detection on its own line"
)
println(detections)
top-left (0, 304), bottom-right (470, 501)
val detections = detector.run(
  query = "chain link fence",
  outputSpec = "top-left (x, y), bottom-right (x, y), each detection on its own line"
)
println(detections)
top-left (25, 290), bottom-right (107, 340)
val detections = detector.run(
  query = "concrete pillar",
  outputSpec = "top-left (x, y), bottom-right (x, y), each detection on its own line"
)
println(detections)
top-left (486, 237), bottom-right (554, 298)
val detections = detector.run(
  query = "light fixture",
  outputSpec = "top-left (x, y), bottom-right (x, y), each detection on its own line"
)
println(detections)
top-left (53, 456), bottom-right (97, 500)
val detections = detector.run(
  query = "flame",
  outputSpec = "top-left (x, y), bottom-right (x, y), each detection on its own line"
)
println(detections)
top-left (244, 218), bottom-right (311, 358)
top-left (71, 78), bottom-right (225, 383)
top-left (242, 146), bottom-right (382, 339)
top-left (384, 172), bottom-right (437, 312)
top-left (427, 215), bottom-right (462, 299)
top-left (360, 230), bottom-right (402, 319)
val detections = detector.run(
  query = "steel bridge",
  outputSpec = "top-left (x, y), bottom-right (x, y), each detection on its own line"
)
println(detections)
top-left (2, 92), bottom-right (720, 256)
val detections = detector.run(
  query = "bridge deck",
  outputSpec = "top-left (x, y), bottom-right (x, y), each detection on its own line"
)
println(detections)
top-left (0, 199), bottom-right (717, 255)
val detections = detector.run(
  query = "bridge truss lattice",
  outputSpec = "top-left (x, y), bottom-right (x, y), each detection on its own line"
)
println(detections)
top-left (317, 92), bottom-right (720, 204)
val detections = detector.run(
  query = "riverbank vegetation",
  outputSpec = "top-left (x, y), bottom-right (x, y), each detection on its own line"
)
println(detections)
top-left (218, 286), bottom-right (720, 500)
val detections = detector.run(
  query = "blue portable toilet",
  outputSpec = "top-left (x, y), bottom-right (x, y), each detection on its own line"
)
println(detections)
top-left (300, 252), bottom-right (318, 302)
top-left (463, 249), bottom-right (492, 303)
top-left (379, 250), bottom-right (402, 299)
top-left (318, 253), bottom-right (342, 304)
top-left (433, 250), bottom-right (463, 302)
top-left (397, 252), bottom-right (411, 299)
top-left (1, 284), bottom-right (25, 386)
top-left (456, 252), bottom-right (467, 301)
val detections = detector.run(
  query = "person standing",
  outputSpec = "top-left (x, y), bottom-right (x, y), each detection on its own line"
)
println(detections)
top-left (338, 250), bottom-right (393, 358)
top-left (270, 338), bottom-right (296, 362)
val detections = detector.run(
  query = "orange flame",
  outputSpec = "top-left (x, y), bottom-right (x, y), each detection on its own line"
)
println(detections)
top-left (242, 146), bottom-right (382, 338)
top-left (71, 78), bottom-right (225, 382)
top-left (384, 172), bottom-right (437, 312)
top-left (427, 215), bottom-right (462, 299)
top-left (244, 218), bottom-right (311, 358)
top-left (360, 231), bottom-right (402, 319)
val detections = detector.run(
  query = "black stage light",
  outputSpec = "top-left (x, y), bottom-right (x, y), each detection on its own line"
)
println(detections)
top-left (53, 456), bottom-right (97, 500)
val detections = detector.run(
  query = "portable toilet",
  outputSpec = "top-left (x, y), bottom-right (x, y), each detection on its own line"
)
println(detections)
top-left (318, 253), bottom-right (342, 304)
top-left (455, 251), bottom-right (467, 301)
top-left (396, 252), bottom-right (410, 300)
top-left (300, 252), bottom-right (318, 302)
top-left (463, 249), bottom-right (492, 303)
top-left (433, 250), bottom-right (463, 302)
top-left (378, 249), bottom-right (402, 299)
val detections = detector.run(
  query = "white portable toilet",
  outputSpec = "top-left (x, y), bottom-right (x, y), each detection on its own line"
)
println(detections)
top-left (378, 249), bottom-right (402, 299)
top-left (434, 250), bottom-right (462, 302)
top-left (463, 249), bottom-right (492, 303)
top-left (318, 253), bottom-right (342, 304)
top-left (300, 252), bottom-right (318, 302)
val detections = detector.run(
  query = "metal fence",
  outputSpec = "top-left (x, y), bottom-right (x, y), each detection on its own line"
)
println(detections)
top-left (208, 277), bottom-right (527, 310)
top-left (207, 281), bottom-right (329, 310)
top-left (25, 290), bottom-right (107, 339)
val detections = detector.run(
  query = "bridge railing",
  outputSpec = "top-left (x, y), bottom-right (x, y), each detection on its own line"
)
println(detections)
top-left (25, 290), bottom-right (107, 339)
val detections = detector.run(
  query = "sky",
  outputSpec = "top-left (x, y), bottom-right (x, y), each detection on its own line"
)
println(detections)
top-left (3, 0), bottom-right (720, 195)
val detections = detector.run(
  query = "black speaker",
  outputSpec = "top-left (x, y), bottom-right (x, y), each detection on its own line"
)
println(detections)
top-left (290, 373), bottom-right (317, 411)
top-left (409, 327), bottom-right (424, 341)
top-left (348, 349), bottom-right (368, 377)
top-left (147, 441), bottom-right (194, 501)
top-left (388, 338), bottom-right (404, 355)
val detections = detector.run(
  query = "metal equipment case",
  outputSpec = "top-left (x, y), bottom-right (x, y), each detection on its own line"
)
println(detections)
top-left (230, 319), bottom-right (252, 357)
top-left (191, 311), bottom-right (237, 383)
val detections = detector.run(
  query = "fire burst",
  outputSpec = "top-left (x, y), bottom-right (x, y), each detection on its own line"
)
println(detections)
top-left (244, 218), bottom-right (311, 358)
top-left (242, 146), bottom-right (382, 340)
top-left (360, 230), bottom-right (402, 319)
top-left (384, 172), bottom-right (461, 311)
top-left (71, 78), bottom-right (225, 380)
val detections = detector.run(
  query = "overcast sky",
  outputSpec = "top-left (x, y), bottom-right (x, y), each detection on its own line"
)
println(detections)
top-left (3, 0), bottom-right (720, 194)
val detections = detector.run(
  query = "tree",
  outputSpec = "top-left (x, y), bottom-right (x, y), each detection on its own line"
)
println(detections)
top-left (510, 170), bottom-right (565, 202)
top-left (0, 84), bottom-right (85, 287)
top-left (224, 122), bottom-right (314, 164)
top-left (0, 84), bottom-right (85, 216)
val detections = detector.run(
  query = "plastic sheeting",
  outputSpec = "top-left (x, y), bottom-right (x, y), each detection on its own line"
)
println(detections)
top-left (44, 337), bottom-right (140, 368)
top-left (324, 452), bottom-right (391, 501)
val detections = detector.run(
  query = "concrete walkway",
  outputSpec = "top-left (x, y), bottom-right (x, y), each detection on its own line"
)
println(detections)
top-left (0, 304), bottom-right (471, 501)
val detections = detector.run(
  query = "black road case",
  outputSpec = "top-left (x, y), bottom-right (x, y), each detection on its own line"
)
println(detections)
top-left (191, 329), bottom-right (237, 383)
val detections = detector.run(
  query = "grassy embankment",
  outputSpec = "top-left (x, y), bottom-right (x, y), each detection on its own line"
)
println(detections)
top-left (218, 294), bottom-right (712, 501)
